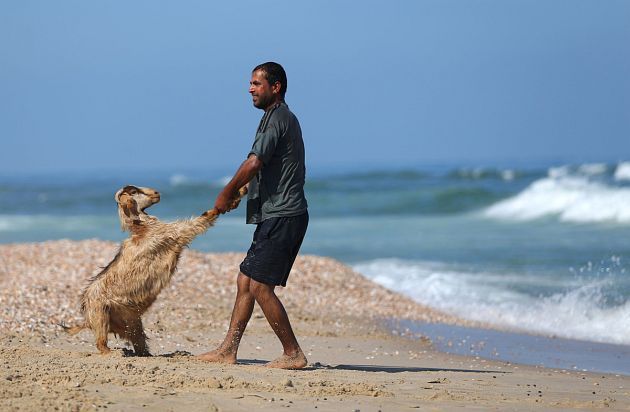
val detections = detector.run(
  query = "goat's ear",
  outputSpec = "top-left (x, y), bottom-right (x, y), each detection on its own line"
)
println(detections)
top-left (122, 203), bottom-right (131, 218)
top-left (118, 193), bottom-right (134, 218)
top-left (125, 197), bottom-right (140, 217)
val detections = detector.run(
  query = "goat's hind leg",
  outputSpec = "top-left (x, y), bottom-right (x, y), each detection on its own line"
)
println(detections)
top-left (127, 317), bottom-right (150, 356)
top-left (92, 306), bottom-right (112, 354)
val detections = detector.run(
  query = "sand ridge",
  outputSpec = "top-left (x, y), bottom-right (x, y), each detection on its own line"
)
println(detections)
top-left (0, 239), bottom-right (458, 335)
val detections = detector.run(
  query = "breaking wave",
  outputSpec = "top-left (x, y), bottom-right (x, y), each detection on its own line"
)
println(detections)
top-left (354, 258), bottom-right (630, 345)
top-left (614, 162), bottom-right (630, 182)
top-left (484, 167), bottom-right (630, 224)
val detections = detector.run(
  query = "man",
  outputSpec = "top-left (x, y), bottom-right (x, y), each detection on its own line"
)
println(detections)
top-left (198, 62), bottom-right (309, 369)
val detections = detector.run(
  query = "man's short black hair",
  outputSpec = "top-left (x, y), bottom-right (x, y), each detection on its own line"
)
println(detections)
top-left (253, 62), bottom-right (287, 98)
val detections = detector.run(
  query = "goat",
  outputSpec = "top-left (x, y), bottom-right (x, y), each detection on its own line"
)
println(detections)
top-left (63, 184), bottom-right (246, 355)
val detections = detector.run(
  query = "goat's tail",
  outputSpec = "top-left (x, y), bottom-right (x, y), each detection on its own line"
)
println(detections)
top-left (59, 323), bottom-right (86, 335)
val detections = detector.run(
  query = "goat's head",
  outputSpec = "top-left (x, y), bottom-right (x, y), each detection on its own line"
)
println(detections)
top-left (114, 185), bottom-right (160, 231)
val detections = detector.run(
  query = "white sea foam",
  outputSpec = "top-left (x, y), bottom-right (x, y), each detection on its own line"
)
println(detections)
top-left (484, 175), bottom-right (630, 223)
top-left (501, 169), bottom-right (515, 181)
top-left (217, 175), bottom-right (232, 186)
top-left (353, 259), bottom-right (630, 345)
top-left (548, 165), bottom-right (570, 179)
top-left (577, 163), bottom-right (607, 176)
top-left (169, 173), bottom-right (190, 186)
top-left (549, 163), bottom-right (608, 179)
top-left (614, 162), bottom-right (630, 181)
top-left (0, 215), bottom-right (116, 232)
top-left (168, 174), bottom-right (231, 187)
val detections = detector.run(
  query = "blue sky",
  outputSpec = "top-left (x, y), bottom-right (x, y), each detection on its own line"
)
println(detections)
top-left (1, 1), bottom-right (629, 175)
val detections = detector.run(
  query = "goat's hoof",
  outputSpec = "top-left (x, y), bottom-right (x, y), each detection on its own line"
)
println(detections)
top-left (202, 209), bottom-right (219, 217)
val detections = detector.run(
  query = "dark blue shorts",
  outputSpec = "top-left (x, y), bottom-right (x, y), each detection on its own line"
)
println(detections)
top-left (240, 212), bottom-right (309, 287)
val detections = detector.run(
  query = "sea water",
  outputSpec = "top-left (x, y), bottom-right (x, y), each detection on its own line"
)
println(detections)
top-left (1, 162), bottom-right (629, 352)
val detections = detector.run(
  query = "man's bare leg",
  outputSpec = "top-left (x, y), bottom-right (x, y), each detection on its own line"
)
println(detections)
top-left (250, 279), bottom-right (307, 369)
top-left (197, 273), bottom-right (254, 364)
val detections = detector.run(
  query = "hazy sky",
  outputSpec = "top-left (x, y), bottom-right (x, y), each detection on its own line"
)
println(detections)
top-left (2, 1), bottom-right (629, 175)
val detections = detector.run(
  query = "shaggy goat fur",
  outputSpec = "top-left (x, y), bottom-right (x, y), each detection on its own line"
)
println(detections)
top-left (63, 184), bottom-right (246, 355)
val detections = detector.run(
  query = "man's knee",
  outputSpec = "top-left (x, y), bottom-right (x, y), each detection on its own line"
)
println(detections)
top-left (236, 272), bottom-right (252, 294)
top-left (248, 278), bottom-right (274, 300)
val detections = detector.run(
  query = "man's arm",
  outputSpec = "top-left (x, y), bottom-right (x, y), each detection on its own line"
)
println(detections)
top-left (214, 154), bottom-right (262, 214)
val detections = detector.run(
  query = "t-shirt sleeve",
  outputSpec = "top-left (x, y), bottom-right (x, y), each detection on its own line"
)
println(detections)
top-left (248, 117), bottom-right (282, 165)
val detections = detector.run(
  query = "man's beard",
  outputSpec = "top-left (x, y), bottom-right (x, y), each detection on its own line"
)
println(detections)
top-left (253, 94), bottom-right (273, 110)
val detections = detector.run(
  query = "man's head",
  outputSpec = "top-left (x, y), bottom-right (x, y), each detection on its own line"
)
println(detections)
top-left (249, 62), bottom-right (287, 110)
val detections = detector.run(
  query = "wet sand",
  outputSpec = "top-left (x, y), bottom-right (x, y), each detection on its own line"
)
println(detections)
top-left (1, 240), bottom-right (628, 411)
top-left (393, 319), bottom-right (630, 376)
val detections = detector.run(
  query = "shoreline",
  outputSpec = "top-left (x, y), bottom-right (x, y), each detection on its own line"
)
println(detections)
top-left (1, 240), bottom-right (629, 410)
top-left (389, 319), bottom-right (630, 377)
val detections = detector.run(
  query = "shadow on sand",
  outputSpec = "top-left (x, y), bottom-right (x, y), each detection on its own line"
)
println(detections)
top-left (125, 352), bottom-right (506, 374)
top-left (121, 349), bottom-right (194, 358)
top-left (323, 364), bottom-right (506, 374)
top-left (238, 359), bottom-right (506, 374)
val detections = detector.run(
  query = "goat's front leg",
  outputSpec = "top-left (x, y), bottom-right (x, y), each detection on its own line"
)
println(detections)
top-left (172, 185), bottom-right (248, 245)
top-left (170, 215), bottom-right (218, 246)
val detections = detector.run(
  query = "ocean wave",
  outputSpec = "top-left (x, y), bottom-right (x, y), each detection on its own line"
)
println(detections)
top-left (577, 163), bottom-right (608, 176)
top-left (333, 170), bottom-right (429, 180)
top-left (614, 162), bottom-right (630, 182)
top-left (0, 214), bottom-right (117, 232)
top-left (217, 175), bottom-right (232, 186)
top-left (169, 174), bottom-right (191, 187)
top-left (446, 167), bottom-right (533, 181)
top-left (548, 163), bottom-right (612, 179)
top-left (483, 176), bottom-right (630, 223)
top-left (353, 259), bottom-right (630, 345)
top-left (168, 174), bottom-right (231, 188)
top-left (327, 167), bottom-right (542, 182)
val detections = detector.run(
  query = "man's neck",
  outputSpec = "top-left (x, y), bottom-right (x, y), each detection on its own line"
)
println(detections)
top-left (264, 99), bottom-right (284, 112)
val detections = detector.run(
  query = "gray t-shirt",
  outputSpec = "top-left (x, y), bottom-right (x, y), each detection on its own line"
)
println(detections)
top-left (246, 102), bottom-right (308, 224)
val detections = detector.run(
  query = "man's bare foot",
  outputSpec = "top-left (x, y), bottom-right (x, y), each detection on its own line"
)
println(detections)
top-left (266, 350), bottom-right (308, 369)
top-left (196, 349), bottom-right (237, 364)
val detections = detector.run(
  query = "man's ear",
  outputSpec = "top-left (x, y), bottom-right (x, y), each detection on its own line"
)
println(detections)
top-left (272, 81), bottom-right (282, 95)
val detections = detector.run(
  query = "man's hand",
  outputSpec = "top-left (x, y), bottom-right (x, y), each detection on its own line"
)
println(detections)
top-left (214, 185), bottom-right (248, 214)
top-left (227, 186), bottom-right (248, 211)
top-left (214, 155), bottom-right (260, 214)
top-left (214, 190), bottom-right (237, 214)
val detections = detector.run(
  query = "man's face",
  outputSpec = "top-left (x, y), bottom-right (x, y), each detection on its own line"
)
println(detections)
top-left (249, 70), bottom-right (279, 110)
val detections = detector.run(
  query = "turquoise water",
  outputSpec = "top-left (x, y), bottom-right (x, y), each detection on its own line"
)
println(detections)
top-left (1, 162), bottom-right (629, 345)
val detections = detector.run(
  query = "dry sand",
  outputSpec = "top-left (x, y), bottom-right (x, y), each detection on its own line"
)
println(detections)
top-left (1, 240), bottom-right (628, 411)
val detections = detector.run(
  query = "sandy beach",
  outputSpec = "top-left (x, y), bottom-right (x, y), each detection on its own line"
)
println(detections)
top-left (1, 240), bottom-right (628, 411)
